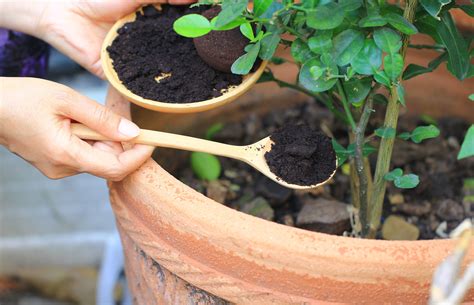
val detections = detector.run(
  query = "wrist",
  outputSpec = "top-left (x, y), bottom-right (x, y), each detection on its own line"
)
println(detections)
top-left (0, 2), bottom-right (48, 39)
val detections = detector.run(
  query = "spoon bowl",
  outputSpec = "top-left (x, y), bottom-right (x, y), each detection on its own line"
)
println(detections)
top-left (72, 124), bottom-right (336, 190)
top-left (101, 4), bottom-right (267, 114)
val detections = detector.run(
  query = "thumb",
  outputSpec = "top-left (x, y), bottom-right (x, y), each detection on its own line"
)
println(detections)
top-left (60, 91), bottom-right (140, 141)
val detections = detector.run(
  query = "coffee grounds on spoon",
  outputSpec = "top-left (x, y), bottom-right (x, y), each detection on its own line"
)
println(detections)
top-left (264, 124), bottom-right (337, 186)
top-left (107, 5), bottom-right (242, 103)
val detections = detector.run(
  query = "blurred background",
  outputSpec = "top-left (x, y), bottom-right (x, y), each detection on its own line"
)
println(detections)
top-left (0, 30), bottom-right (126, 305)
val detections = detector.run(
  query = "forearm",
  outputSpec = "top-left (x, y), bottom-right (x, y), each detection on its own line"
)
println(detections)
top-left (0, 2), bottom-right (46, 37)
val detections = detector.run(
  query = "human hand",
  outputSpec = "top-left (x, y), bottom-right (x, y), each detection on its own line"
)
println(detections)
top-left (0, 0), bottom-right (195, 77)
top-left (0, 77), bottom-right (154, 180)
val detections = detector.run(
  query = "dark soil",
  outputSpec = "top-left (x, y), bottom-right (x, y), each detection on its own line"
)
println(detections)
top-left (265, 124), bottom-right (336, 186)
top-left (193, 6), bottom-right (249, 73)
top-left (165, 101), bottom-right (473, 240)
top-left (107, 5), bottom-right (243, 103)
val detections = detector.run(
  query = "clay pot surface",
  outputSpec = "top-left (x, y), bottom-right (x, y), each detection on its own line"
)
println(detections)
top-left (105, 34), bottom-right (474, 304)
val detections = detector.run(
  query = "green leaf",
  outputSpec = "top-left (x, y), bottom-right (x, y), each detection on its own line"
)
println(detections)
top-left (384, 53), bottom-right (404, 80)
top-left (458, 4), bottom-right (474, 17)
top-left (339, 0), bottom-right (363, 11)
top-left (458, 125), bottom-right (474, 160)
top-left (402, 52), bottom-right (447, 80)
top-left (397, 83), bottom-right (406, 106)
top-left (398, 132), bottom-right (411, 140)
top-left (394, 174), bottom-right (420, 189)
top-left (310, 66), bottom-right (324, 80)
top-left (375, 127), bottom-right (396, 138)
top-left (373, 93), bottom-right (388, 104)
top-left (239, 23), bottom-right (254, 40)
top-left (299, 57), bottom-right (338, 92)
top-left (173, 14), bottom-right (212, 38)
top-left (205, 123), bottom-right (224, 140)
top-left (211, 16), bottom-right (246, 30)
top-left (307, 3), bottom-right (346, 30)
top-left (291, 39), bottom-right (313, 63)
top-left (343, 78), bottom-right (372, 104)
top-left (347, 143), bottom-right (377, 157)
top-left (253, 0), bottom-right (273, 16)
top-left (469, 94), bottom-right (474, 101)
top-left (405, 125), bottom-right (441, 143)
top-left (351, 39), bottom-right (382, 75)
top-left (215, 0), bottom-right (249, 28)
top-left (420, 0), bottom-right (451, 19)
top-left (384, 168), bottom-right (403, 181)
top-left (373, 27), bottom-right (402, 54)
top-left (384, 13), bottom-right (418, 34)
top-left (259, 31), bottom-right (280, 60)
top-left (308, 30), bottom-right (333, 54)
top-left (260, 1), bottom-right (284, 18)
top-left (332, 29), bottom-right (365, 66)
top-left (332, 139), bottom-right (349, 165)
top-left (231, 42), bottom-right (260, 74)
top-left (359, 15), bottom-right (387, 27)
top-left (436, 12), bottom-right (470, 80)
top-left (374, 70), bottom-right (391, 87)
top-left (190, 152), bottom-right (221, 180)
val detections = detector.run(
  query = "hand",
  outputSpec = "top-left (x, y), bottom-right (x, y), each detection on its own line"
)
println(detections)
top-left (38, 0), bottom-right (195, 77)
top-left (0, 0), bottom-right (195, 77)
top-left (0, 77), bottom-right (154, 180)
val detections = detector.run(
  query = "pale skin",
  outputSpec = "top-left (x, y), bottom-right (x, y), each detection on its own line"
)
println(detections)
top-left (0, 0), bottom-right (193, 180)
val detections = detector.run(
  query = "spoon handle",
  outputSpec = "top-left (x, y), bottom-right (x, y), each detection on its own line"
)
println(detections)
top-left (71, 123), bottom-right (247, 161)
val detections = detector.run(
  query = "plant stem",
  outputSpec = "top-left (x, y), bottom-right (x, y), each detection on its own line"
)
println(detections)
top-left (336, 80), bottom-right (357, 131)
top-left (355, 94), bottom-right (374, 235)
top-left (366, 0), bottom-right (419, 238)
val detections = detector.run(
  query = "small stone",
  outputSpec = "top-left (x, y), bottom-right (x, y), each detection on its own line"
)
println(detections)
top-left (224, 170), bottom-right (238, 179)
top-left (447, 136), bottom-right (460, 150)
top-left (256, 177), bottom-right (292, 207)
top-left (241, 197), bottom-right (274, 221)
top-left (436, 199), bottom-right (464, 221)
top-left (295, 186), bottom-right (325, 197)
top-left (282, 214), bottom-right (295, 226)
top-left (296, 198), bottom-right (351, 235)
top-left (206, 180), bottom-right (228, 203)
top-left (389, 193), bottom-right (404, 205)
top-left (394, 201), bottom-right (431, 216)
top-left (382, 216), bottom-right (420, 240)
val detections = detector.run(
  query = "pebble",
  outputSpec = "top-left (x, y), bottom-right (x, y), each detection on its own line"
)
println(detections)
top-left (282, 214), bottom-right (295, 227)
top-left (241, 197), bottom-right (275, 221)
top-left (394, 201), bottom-right (431, 216)
top-left (389, 193), bottom-right (404, 205)
top-left (382, 216), bottom-right (420, 240)
top-left (436, 199), bottom-right (465, 221)
top-left (296, 198), bottom-right (351, 235)
top-left (256, 177), bottom-right (292, 207)
top-left (206, 180), bottom-right (228, 203)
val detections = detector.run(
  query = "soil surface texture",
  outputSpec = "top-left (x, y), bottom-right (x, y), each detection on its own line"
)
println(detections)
top-left (193, 6), bottom-right (249, 73)
top-left (107, 5), bottom-right (242, 103)
top-left (265, 124), bottom-right (336, 186)
top-left (160, 101), bottom-right (473, 240)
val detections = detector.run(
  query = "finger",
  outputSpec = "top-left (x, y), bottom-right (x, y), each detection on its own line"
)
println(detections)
top-left (70, 135), bottom-right (153, 180)
top-left (59, 91), bottom-right (140, 141)
top-left (93, 141), bottom-right (123, 156)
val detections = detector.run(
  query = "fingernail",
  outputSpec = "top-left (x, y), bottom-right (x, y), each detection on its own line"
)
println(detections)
top-left (118, 119), bottom-right (140, 137)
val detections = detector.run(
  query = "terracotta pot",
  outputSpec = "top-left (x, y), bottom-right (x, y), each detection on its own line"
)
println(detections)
top-left (106, 35), bottom-right (474, 304)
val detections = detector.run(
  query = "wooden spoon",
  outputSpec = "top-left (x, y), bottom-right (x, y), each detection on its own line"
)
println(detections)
top-left (101, 4), bottom-right (267, 114)
top-left (71, 124), bottom-right (335, 190)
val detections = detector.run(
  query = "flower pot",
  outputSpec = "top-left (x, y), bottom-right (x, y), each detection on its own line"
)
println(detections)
top-left (105, 34), bottom-right (474, 304)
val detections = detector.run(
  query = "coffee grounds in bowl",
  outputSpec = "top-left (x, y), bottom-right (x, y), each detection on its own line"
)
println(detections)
top-left (107, 5), bottom-right (242, 103)
top-left (265, 124), bottom-right (337, 186)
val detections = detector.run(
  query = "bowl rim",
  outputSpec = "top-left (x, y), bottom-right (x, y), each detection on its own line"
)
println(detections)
top-left (101, 4), bottom-right (268, 113)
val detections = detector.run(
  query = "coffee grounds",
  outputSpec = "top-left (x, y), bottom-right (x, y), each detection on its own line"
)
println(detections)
top-left (264, 124), bottom-right (337, 186)
top-left (193, 6), bottom-right (249, 73)
top-left (107, 5), bottom-right (243, 103)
